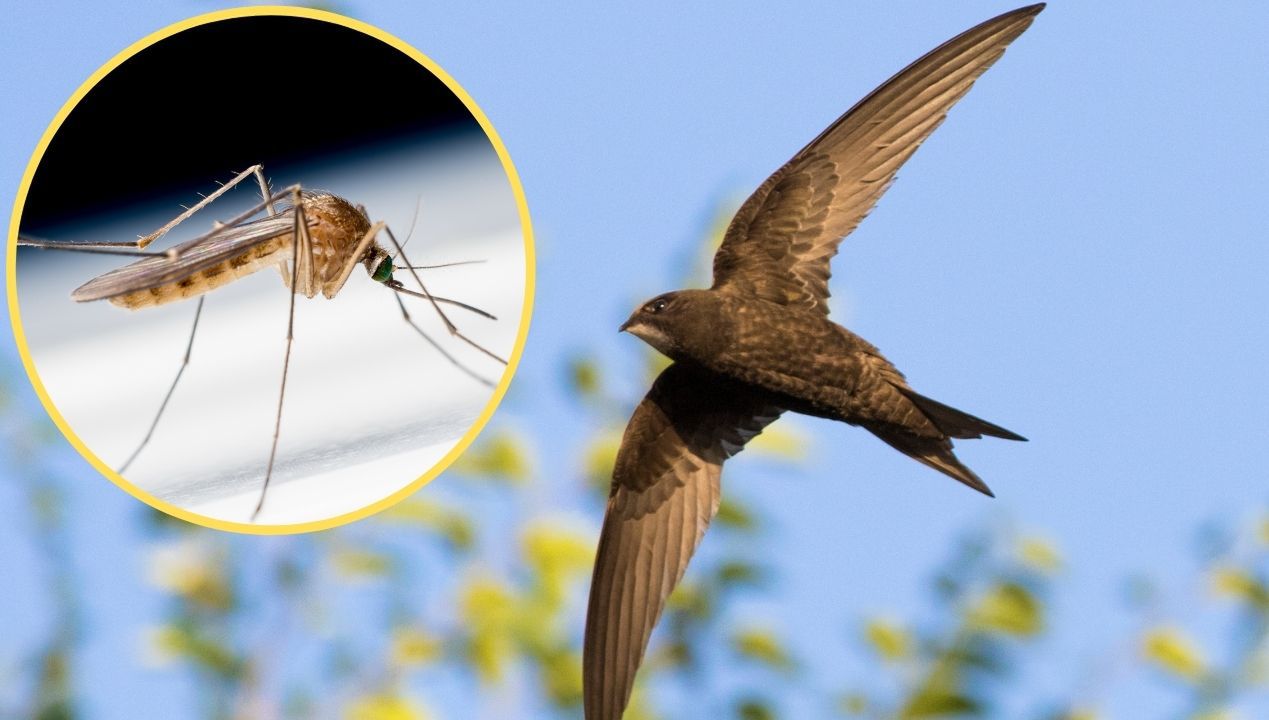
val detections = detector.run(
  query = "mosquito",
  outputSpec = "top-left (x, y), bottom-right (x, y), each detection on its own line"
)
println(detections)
top-left (18, 164), bottom-right (508, 521)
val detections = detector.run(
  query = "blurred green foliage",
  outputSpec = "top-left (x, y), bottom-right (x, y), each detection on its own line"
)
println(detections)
top-left (2, 203), bottom-right (1267, 719)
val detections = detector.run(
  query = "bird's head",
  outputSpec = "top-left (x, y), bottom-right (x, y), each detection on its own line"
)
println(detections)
top-left (620, 291), bottom-right (696, 359)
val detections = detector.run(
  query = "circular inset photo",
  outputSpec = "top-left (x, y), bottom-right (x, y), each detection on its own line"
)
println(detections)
top-left (8, 8), bottom-right (533, 532)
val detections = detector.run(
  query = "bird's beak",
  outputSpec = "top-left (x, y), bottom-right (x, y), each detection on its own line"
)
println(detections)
top-left (619, 312), bottom-right (638, 333)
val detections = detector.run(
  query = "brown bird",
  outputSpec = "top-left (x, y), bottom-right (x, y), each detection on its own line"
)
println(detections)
top-left (583, 5), bottom-right (1043, 718)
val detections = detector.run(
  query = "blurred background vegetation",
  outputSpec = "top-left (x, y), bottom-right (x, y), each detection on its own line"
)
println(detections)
top-left (5, 345), bottom-right (1266, 720)
top-left (2, 213), bottom-right (1266, 719)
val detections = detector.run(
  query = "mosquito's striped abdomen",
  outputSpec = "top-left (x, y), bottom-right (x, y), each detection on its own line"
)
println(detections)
top-left (109, 236), bottom-right (290, 309)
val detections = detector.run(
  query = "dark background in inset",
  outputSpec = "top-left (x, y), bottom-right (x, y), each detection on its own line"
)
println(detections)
top-left (22, 16), bottom-right (476, 229)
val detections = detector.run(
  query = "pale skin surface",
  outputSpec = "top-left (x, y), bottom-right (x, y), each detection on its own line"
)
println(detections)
top-left (583, 5), bottom-right (1043, 718)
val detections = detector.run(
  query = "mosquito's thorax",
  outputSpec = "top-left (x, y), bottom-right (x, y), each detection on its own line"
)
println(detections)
top-left (298, 193), bottom-right (375, 295)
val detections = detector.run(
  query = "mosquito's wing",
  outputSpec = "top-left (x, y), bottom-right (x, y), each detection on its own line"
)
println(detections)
top-left (70, 212), bottom-right (301, 302)
top-left (711, 4), bottom-right (1043, 315)
top-left (583, 363), bottom-right (782, 719)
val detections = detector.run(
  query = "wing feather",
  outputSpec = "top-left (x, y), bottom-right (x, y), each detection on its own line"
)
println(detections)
top-left (712, 4), bottom-right (1044, 313)
top-left (583, 363), bottom-right (781, 719)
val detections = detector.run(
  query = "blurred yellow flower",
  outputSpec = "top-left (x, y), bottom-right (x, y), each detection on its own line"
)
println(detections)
top-left (732, 627), bottom-right (795, 671)
top-left (1141, 627), bottom-right (1206, 680)
top-left (838, 693), bottom-right (868, 716)
top-left (454, 431), bottom-right (532, 483)
top-left (863, 617), bottom-right (912, 661)
top-left (330, 549), bottom-right (394, 580)
top-left (644, 347), bottom-right (673, 382)
top-left (145, 540), bottom-right (232, 610)
top-left (624, 686), bottom-right (660, 720)
top-left (748, 425), bottom-right (808, 461)
top-left (1019, 536), bottom-right (1063, 573)
top-left (542, 650), bottom-right (584, 706)
top-left (461, 576), bottom-right (517, 681)
top-left (522, 522), bottom-right (594, 612)
top-left (379, 499), bottom-right (475, 550)
top-left (665, 581), bottom-right (707, 615)
top-left (140, 625), bottom-right (183, 668)
top-left (1210, 566), bottom-right (1269, 607)
top-left (969, 582), bottom-right (1042, 636)
top-left (715, 498), bottom-right (757, 531)
top-left (568, 356), bottom-right (602, 397)
top-left (584, 433), bottom-right (622, 488)
top-left (1249, 647), bottom-right (1269, 686)
top-left (390, 627), bottom-right (443, 668)
top-left (380, 498), bottom-right (433, 524)
top-left (524, 523), bottom-right (594, 578)
top-left (344, 694), bottom-right (429, 720)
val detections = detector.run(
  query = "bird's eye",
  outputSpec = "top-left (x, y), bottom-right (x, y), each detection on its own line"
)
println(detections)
top-left (647, 298), bottom-right (669, 314)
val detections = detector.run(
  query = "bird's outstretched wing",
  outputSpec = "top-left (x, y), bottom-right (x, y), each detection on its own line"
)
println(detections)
top-left (583, 363), bottom-right (782, 719)
top-left (712, 4), bottom-right (1044, 314)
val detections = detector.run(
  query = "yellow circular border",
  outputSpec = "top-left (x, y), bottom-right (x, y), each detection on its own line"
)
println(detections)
top-left (5, 6), bottom-right (535, 535)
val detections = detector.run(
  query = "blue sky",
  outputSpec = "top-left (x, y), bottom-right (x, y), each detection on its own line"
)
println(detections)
top-left (4, 2), bottom-right (1268, 718)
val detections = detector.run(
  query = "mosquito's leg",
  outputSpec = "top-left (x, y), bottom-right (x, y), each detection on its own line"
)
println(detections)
top-left (392, 292), bottom-right (495, 388)
top-left (325, 220), bottom-right (500, 378)
top-left (254, 165), bottom-right (286, 284)
top-left (294, 188), bottom-right (318, 297)
top-left (276, 185), bottom-right (316, 294)
top-left (172, 184), bottom-right (302, 267)
top-left (118, 296), bottom-right (204, 474)
top-left (380, 225), bottom-right (509, 366)
top-left (133, 165), bottom-right (269, 250)
top-left (252, 193), bottom-right (310, 521)
top-left (411, 293), bottom-right (496, 319)
top-left (325, 221), bottom-right (385, 297)
top-left (17, 236), bottom-right (171, 258)
top-left (252, 165), bottom-right (277, 217)
top-left (23, 183), bottom-right (303, 266)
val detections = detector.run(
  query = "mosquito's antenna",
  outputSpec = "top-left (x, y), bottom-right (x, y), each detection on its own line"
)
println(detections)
top-left (392, 293), bottom-right (495, 387)
top-left (385, 280), bottom-right (497, 320)
top-left (400, 259), bottom-right (487, 270)
top-left (391, 194), bottom-right (425, 261)
top-left (382, 224), bottom-right (508, 366)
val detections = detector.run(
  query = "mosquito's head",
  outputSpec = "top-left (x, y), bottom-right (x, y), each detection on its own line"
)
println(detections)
top-left (364, 245), bottom-right (395, 284)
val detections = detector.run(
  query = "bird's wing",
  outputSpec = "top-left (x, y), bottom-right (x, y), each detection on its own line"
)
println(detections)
top-left (584, 363), bottom-right (782, 719)
top-left (711, 4), bottom-right (1044, 314)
